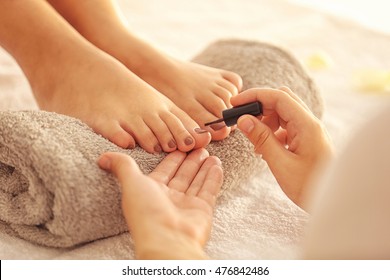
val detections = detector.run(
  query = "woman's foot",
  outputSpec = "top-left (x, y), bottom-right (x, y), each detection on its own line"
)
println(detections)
top-left (128, 50), bottom-right (243, 141)
top-left (44, 1), bottom-right (242, 140)
top-left (93, 32), bottom-right (243, 141)
top-left (32, 46), bottom-right (211, 153)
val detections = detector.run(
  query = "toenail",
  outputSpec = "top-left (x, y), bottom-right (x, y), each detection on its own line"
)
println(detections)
top-left (154, 144), bottom-right (162, 153)
top-left (210, 123), bottom-right (226, 131)
top-left (184, 137), bottom-right (194, 146)
top-left (194, 128), bottom-right (209, 134)
top-left (168, 139), bottom-right (176, 149)
top-left (127, 142), bottom-right (136, 149)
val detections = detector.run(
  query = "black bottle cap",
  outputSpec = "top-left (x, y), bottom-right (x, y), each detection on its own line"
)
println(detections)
top-left (223, 101), bottom-right (262, 126)
top-left (204, 101), bottom-right (262, 127)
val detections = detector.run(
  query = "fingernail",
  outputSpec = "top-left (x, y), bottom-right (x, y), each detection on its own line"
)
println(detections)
top-left (194, 128), bottom-right (209, 134)
top-left (210, 123), bottom-right (226, 131)
top-left (238, 117), bottom-right (254, 134)
top-left (99, 155), bottom-right (111, 170)
top-left (154, 144), bottom-right (162, 153)
top-left (168, 139), bottom-right (176, 149)
top-left (185, 137), bottom-right (194, 146)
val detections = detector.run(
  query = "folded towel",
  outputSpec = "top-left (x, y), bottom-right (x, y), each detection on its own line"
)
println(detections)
top-left (0, 39), bottom-right (322, 248)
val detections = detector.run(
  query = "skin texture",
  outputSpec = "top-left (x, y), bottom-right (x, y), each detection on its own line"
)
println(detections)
top-left (47, 0), bottom-right (243, 141)
top-left (99, 87), bottom-right (333, 259)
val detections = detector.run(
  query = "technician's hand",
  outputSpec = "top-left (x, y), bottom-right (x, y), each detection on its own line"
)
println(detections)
top-left (232, 87), bottom-right (333, 210)
top-left (98, 148), bottom-right (222, 259)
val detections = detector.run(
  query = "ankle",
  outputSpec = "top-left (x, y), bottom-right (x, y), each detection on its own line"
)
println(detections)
top-left (97, 29), bottom-right (173, 75)
top-left (30, 42), bottom-right (103, 108)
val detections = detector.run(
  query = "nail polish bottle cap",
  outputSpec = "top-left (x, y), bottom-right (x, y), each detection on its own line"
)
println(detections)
top-left (223, 101), bottom-right (262, 127)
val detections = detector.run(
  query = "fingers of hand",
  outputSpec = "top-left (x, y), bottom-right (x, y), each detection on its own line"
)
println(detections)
top-left (196, 163), bottom-right (223, 208)
top-left (167, 148), bottom-right (210, 193)
top-left (278, 86), bottom-right (311, 113)
top-left (148, 151), bottom-right (187, 184)
top-left (230, 88), bottom-right (311, 126)
top-left (98, 152), bottom-right (141, 185)
top-left (186, 156), bottom-right (222, 199)
top-left (238, 115), bottom-right (286, 160)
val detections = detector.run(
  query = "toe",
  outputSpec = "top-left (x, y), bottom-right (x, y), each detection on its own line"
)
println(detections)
top-left (217, 78), bottom-right (238, 99)
top-left (161, 111), bottom-right (198, 152)
top-left (97, 121), bottom-right (136, 149)
top-left (146, 115), bottom-right (178, 153)
top-left (183, 100), bottom-right (231, 141)
top-left (222, 70), bottom-right (243, 92)
top-left (213, 85), bottom-right (234, 108)
top-left (121, 119), bottom-right (160, 154)
top-left (199, 94), bottom-right (228, 119)
top-left (208, 125), bottom-right (231, 141)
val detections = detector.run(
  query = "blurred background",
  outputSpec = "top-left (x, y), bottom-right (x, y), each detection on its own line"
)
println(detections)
top-left (288, 0), bottom-right (389, 34)
top-left (288, 0), bottom-right (390, 33)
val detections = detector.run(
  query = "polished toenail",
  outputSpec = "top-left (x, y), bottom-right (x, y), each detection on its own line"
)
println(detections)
top-left (210, 123), bottom-right (226, 131)
top-left (168, 140), bottom-right (176, 148)
top-left (127, 142), bottom-right (136, 149)
top-left (154, 144), bottom-right (162, 153)
top-left (194, 128), bottom-right (209, 134)
top-left (185, 137), bottom-right (194, 146)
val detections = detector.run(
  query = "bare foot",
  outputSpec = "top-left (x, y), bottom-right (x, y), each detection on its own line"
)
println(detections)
top-left (0, 0), bottom-right (210, 153)
top-left (32, 47), bottom-right (211, 153)
top-left (42, 1), bottom-right (242, 140)
top-left (131, 53), bottom-right (243, 141)
top-left (99, 34), bottom-right (243, 141)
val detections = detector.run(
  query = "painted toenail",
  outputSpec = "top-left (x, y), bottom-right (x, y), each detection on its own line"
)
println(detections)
top-left (210, 123), bottom-right (226, 131)
top-left (127, 142), bottom-right (135, 149)
top-left (185, 137), bottom-right (194, 146)
top-left (168, 139), bottom-right (176, 149)
top-left (194, 128), bottom-right (209, 134)
top-left (154, 144), bottom-right (162, 153)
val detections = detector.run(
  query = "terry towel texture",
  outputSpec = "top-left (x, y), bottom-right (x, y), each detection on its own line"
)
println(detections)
top-left (0, 40), bottom-right (322, 248)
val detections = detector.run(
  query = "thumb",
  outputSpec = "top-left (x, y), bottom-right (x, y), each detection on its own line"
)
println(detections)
top-left (237, 115), bottom-right (288, 167)
top-left (98, 152), bottom-right (170, 221)
top-left (98, 152), bottom-right (143, 190)
top-left (98, 152), bottom-right (154, 213)
top-left (98, 152), bottom-right (160, 230)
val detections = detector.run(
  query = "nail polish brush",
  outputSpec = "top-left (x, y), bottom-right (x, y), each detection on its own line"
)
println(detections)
top-left (204, 101), bottom-right (262, 128)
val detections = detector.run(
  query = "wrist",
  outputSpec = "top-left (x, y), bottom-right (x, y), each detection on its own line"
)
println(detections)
top-left (134, 229), bottom-right (208, 260)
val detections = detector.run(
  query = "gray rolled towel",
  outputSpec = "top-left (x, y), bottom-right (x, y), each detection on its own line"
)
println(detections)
top-left (0, 39), bottom-right (322, 248)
